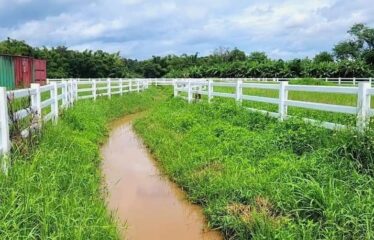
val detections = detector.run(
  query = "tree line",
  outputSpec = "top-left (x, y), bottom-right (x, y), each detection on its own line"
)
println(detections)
top-left (0, 23), bottom-right (373, 78)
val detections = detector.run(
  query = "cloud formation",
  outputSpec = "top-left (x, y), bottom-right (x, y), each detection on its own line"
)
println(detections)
top-left (0, 0), bottom-right (373, 59)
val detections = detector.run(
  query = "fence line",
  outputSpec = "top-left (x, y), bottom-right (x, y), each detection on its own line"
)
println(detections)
top-left (0, 78), bottom-right (148, 155)
top-left (2, 77), bottom-right (373, 155)
top-left (174, 79), bottom-right (373, 131)
top-left (48, 77), bottom-right (374, 86)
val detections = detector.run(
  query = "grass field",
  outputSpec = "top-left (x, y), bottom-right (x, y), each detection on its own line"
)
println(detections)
top-left (134, 97), bottom-right (374, 239)
top-left (0, 87), bottom-right (171, 239)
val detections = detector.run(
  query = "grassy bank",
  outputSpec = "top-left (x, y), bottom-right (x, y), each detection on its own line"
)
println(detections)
top-left (134, 98), bottom-right (374, 239)
top-left (0, 87), bottom-right (171, 239)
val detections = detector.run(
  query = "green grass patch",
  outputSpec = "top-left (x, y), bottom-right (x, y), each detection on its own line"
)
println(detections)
top-left (134, 98), bottom-right (374, 239)
top-left (0, 86), bottom-right (171, 239)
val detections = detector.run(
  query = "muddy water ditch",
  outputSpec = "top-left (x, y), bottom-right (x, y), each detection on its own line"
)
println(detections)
top-left (101, 114), bottom-right (222, 240)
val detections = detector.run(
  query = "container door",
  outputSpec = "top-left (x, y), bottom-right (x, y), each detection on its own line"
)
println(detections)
top-left (0, 56), bottom-right (15, 89)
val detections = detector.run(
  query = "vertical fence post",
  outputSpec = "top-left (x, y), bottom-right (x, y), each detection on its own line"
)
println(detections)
top-left (356, 80), bottom-right (371, 131)
top-left (137, 79), bottom-right (140, 93)
top-left (61, 80), bottom-right (67, 108)
top-left (129, 79), bottom-right (132, 92)
top-left (353, 77), bottom-right (356, 86)
top-left (92, 79), bottom-right (97, 100)
top-left (0, 87), bottom-right (10, 154)
top-left (173, 79), bottom-right (178, 97)
top-left (68, 79), bottom-right (74, 106)
top-left (338, 77), bottom-right (341, 85)
top-left (31, 83), bottom-right (42, 127)
top-left (236, 79), bottom-right (242, 103)
top-left (370, 77), bottom-right (372, 86)
top-left (51, 82), bottom-right (59, 123)
top-left (119, 78), bottom-right (123, 96)
top-left (107, 78), bottom-right (111, 99)
top-left (188, 79), bottom-right (192, 103)
top-left (278, 80), bottom-right (289, 121)
top-left (74, 79), bottom-right (78, 100)
top-left (208, 79), bottom-right (213, 103)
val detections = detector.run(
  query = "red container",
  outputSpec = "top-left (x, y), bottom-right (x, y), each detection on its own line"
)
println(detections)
top-left (14, 56), bottom-right (33, 88)
top-left (33, 59), bottom-right (47, 85)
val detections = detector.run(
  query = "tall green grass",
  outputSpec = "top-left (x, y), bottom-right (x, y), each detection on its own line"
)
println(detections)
top-left (0, 87), bottom-right (171, 239)
top-left (134, 98), bottom-right (374, 239)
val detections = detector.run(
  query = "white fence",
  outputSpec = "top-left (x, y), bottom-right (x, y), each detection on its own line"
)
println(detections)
top-left (174, 79), bottom-right (373, 131)
top-left (48, 77), bottom-right (373, 86)
top-left (0, 78), bottom-right (148, 155)
top-left (2, 77), bottom-right (373, 155)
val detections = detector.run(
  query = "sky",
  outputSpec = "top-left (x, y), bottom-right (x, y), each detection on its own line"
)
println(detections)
top-left (0, 0), bottom-right (373, 60)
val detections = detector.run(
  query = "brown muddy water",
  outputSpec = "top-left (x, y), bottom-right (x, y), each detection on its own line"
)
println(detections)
top-left (101, 114), bottom-right (222, 240)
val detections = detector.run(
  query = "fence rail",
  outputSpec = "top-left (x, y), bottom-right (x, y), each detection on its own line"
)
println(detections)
top-left (2, 77), bottom-right (374, 156)
top-left (0, 78), bottom-right (148, 155)
top-left (174, 79), bottom-right (373, 131)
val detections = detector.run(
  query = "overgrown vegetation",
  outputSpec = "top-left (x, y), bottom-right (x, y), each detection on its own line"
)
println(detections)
top-left (134, 97), bottom-right (374, 239)
top-left (1, 24), bottom-right (373, 78)
top-left (0, 87), bottom-right (171, 239)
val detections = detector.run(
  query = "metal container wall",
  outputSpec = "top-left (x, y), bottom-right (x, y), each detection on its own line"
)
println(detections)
top-left (0, 55), bottom-right (16, 89)
top-left (33, 59), bottom-right (47, 85)
top-left (14, 56), bottom-right (33, 88)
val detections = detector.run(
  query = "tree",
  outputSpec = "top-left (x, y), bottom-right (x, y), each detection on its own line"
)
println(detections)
top-left (314, 51), bottom-right (334, 63)
top-left (0, 38), bottom-right (34, 56)
top-left (248, 52), bottom-right (268, 63)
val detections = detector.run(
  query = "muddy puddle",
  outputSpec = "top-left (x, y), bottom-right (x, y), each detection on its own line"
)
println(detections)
top-left (101, 114), bottom-right (222, 240)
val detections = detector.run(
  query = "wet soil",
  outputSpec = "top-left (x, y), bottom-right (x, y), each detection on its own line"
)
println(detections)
top-left (101, 114), bottom-right (222, 240)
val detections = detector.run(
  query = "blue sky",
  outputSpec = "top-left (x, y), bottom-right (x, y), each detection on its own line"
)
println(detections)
top-left (1, 0), bottom-right (373, 59)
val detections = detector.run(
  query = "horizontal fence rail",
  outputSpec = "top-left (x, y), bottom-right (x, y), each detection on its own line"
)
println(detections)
top-left (0, 78), bottom-right (149, 155)
top-left (2, 77), bottom-right (373, 156)
top-left (174, 79), bottom-right (373, 131)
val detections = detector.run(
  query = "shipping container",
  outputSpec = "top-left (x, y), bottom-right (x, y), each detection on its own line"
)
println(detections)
top-left (33, 59), bottom-right (47, 85)
top-left (14, 56), bottom-right (33, 88)
top-left (0, 55), bottom-right (15, 89)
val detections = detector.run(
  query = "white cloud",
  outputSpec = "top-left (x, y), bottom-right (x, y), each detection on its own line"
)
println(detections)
top-left (0, 0), bottom-right (373, 59)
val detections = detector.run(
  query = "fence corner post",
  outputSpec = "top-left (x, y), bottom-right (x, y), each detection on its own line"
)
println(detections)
top-left (0, 87), bottom-right (10, 155)
top-left (278, 79), bottom-right (289, 121)
top-left (51, 82), bottom-right (59, 123)
top-left (236, 79), bottom-right (243, 103)
top-left (357, 79), bottom-right (371, 131)
top-left (30, 83), bottom-right (42, 127)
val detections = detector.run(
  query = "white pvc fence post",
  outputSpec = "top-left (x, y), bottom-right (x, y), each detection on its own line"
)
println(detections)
top-left (119, 78), bottom-right (123, 96)
top-left (208, 79), bottom-right (213, 103)
top-left (107, 78), bottom-right (111, 99)
top-left (188, 79), bottom-right (192, 103)
top-left (357, 80), bottom-right (371, 131)
top-left (69, 79), bottom-right (74, 106)
top-left (325, 77), bottom-right (328, 82)
top-left (74, 79), bottom-right (78, 100)
top-left (278, 80), bottom-right (289, 121)
top-left (31, 83), bottom-right (42, 127)
top-left (137, 79), bottom-right (140, 92)
top-left (370, 77), bottom-right (372, 86)
top-left (64, 81), bottom-right (69, 107)
top-left (353, 77), bottom-right (356, 86)
top-left (338, 77), bottom-right (341, 85)
top-left (129, 79), bottom-right (132, 92)
top-left (173, 79), bottom-right (178, 97)
top-left (92, 79), bottom-right (97, 100)
top-left (51, 82), bottom-right (58, 123)
top-left (236, 79), bottom-right (242, 103)
top-left (0, 87), bottom-right (10, 154)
